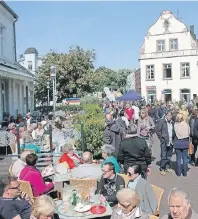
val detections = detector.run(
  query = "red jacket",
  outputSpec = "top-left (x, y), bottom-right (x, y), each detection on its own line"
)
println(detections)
top-left (59, 153), bottom-right (82, 169)
top-left (125, 108), bottom-right (134, 121)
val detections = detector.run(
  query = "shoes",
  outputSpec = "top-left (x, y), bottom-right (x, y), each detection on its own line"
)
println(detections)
top-left (165, 168), bottom-right (173, 173)
top-left (160, 170), bottom-right (167, 175)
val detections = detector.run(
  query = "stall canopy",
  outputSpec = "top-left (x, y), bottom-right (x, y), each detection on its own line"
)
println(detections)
top-left (119, 90), bottom-right (141, 101)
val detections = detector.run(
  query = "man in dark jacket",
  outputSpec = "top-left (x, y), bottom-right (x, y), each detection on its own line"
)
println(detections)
top-left (156, 111), bottom-right (175, 175)
top-left (117, 124), bottom-right (151, 177)
top-left (156, 103), bottom-right (167, 121)
top-left (96, 162), bottom-right (125, 207)
top-left (103, 114), bottom-right (122, 158)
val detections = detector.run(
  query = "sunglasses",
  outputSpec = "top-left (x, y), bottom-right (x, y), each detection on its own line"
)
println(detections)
top-left (102, 169), bottom-right (112, 174)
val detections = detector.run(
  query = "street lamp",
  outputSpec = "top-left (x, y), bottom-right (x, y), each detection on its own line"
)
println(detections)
top-left (47, 81), bottom-right (50, 106)
top-left (50, 65), bottom-right (56, 119)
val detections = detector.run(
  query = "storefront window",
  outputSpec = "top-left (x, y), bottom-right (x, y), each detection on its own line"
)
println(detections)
top-left (147, 90), bottom-right (156, 104)
top-left (164, 89), bottom-right (172, 102)
top-left (181, 89), bottom-right (190, 102)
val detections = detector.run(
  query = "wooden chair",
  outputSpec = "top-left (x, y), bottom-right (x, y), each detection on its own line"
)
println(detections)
top-left (118, 174), bottom-right (129, 186)
top-left (151, 184), bottom-right (164, 216)
top-left (70, 178), bottom-right (97, 194)
top-left (150, 215), bottom-right (159, 219)
top-left (19, 180), bottom-right (35, 203)
top-left (9, 165), bottom-right (13, 176)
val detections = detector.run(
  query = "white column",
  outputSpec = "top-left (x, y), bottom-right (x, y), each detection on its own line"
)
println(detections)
top-left (19, 82), bottom-right (23, 114)
top-left (8, 79), bottom-right (13, 115)
top-left (12, 80), bottom-right (17, 117)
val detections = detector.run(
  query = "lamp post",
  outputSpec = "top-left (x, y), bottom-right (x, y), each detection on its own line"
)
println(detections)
top-left (50, 65), bottom-right (56, 119)
top-left (47, 81), bottom-right (50, 106)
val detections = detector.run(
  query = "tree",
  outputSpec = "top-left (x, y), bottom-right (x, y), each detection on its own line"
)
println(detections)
top-left (34, 46), bottom-right (96, 103)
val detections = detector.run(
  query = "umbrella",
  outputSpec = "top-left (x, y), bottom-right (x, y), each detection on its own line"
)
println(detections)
top-left (119, 90), bottom-right (141, 101)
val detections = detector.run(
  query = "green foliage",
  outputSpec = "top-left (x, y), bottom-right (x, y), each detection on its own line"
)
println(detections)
top-left (80, 95), bottom-right (101, 104)
top-left (90, 67), bottom-right (133, 92)
top-left (35, 46), bottom-right (96, 103)
top-left (75, 104), bottom-right (104, 156)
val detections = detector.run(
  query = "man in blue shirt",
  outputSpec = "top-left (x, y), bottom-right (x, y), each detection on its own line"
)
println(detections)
top-left (0, 176), bottom-right (31, 219)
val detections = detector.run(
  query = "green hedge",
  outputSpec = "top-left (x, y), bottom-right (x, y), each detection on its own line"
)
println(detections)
top-left (74, 104), bottom-right (104, 156)
top-left (56, 105), bottom-right (83, 112)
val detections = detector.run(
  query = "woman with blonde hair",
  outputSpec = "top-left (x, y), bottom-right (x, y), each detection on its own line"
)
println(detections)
top-left (31, 195), bottom-right (57, 219)
top-left (180, 104), bottom-right (189, 122)
top-left (111, 188), bottom-right (148, 219)
top-left (137, 108), bottom-right (155, 150)
top-left (174, 113), bottom-right (190, 177)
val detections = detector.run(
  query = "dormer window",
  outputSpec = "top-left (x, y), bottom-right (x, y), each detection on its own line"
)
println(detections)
top-left (28, 61), bottom-right (32, 70)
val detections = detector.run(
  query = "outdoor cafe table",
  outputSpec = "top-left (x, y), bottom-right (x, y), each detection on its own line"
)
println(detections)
top-left (55, 200), bottom-right (113, 219)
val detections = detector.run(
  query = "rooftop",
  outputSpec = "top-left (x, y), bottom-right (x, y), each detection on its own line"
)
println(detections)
top-left (24, 48), bottom-right (38, 55)
top-left (0, 1), bottom-right (18, 19)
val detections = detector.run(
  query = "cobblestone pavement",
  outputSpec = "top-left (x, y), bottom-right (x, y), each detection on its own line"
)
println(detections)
top-left (148, 134), bottom-right (198, 217)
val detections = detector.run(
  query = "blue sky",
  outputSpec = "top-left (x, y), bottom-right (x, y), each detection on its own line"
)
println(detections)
top-left (6, 1), bottom-right (198, 69)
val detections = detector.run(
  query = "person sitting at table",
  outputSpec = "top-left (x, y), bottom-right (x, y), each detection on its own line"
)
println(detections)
top-left (127, 164), bottom-right (157, 214)
top-left (71, 151), bottom-right (102, 180)
top-left (31, 195), bottom-right (60, 219)
top-left (19, 153), bottom-right (54, 197)
top-left (111, 188), bottom-right (149, 219)
top-left (58, 142), bottom-right (81, 169)
top-left (20, 135), bottom-right (41, 153)
top-left (11, 151), bottom-right (31, 177)
top-left (101, 144), bottom-right (120, 173)
top-left (96, 162), bottom-right (125, 207)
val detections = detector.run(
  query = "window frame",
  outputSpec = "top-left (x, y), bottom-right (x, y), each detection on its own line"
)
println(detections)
top-left (0, 24), bottom-right (4, 56)
top-left (180, 62), bottom-right (190, 79)
top-left (146, 65), bottom-right (155, 81)
top-left (163, 63), bottom-right (172, 80)
top-left (27, 61), bottom-right (33, 71)
top-left (169, 38), bottom-right (178, 51)
top-left (156, 39), bottom-right (165, 52)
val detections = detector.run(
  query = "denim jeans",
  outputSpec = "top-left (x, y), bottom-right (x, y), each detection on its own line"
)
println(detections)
top-left (160, 142), bottom-right (173, 171)
top-left (175, 148), bottom-right (188, 176)
top-left (189, 137), bottom-right (198, 164)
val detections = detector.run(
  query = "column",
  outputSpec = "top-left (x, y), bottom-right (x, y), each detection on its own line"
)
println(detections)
top-left (8, 79), bottom-right (13, 115)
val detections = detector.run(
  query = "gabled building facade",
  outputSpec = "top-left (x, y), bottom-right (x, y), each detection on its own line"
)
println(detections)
top-left (0, 1), bottom-right (34, 121)
top-left (139, 10), bottom-right (198, 103)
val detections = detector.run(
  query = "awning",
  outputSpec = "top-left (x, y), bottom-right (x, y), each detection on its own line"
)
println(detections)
top-left (0, 64), bottom-right (34, 81)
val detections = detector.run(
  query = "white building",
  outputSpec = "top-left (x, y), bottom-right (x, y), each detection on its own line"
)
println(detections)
top-left (18, 47), bottom-right (42, 76)
top-left (0, 1), bottom-right (34, 121)
top-left (139, 10), bottom-right (198, 103)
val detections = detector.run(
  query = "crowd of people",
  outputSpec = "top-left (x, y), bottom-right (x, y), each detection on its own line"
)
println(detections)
top-left (0, 100), bottom-right (197, 219)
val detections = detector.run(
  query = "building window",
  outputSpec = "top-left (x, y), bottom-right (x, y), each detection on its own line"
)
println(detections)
top-left (157, 40), bottom-right (165, 52)
top-left (146, 65), bottom-right (155, 80)
top-left (28, 61), bottom-right (32, 70)
top-left (163, 64), bottom-right (172, 79)
top-left (181, 89), bottom-right (190, 102)
top-left (181, 63), bottom-right (190, 78)
top-left (170, 39), bottom-right (178, 50)
top-left (163, 89), bottom-right (172, 102)
top-left (0, 25), bottom-right (4, 56)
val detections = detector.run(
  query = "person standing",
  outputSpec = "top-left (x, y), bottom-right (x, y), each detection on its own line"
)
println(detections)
top-left (174, 113), bottom-right (190, 177)
top-left (156, 111), bottom-right (175, 175)
top-left (125, 103), bottom-right (134, 121)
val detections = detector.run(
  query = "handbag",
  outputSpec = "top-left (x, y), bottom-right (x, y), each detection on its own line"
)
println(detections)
top-left (188, 138), bottom-right (194, 155)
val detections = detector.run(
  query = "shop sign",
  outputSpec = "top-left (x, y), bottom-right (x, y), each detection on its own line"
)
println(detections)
top-left (146, 86), bottom-right (156, 90)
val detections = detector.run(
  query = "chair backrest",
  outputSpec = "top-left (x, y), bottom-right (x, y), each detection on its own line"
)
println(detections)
top-left (118, 174), bottom-right (129, 186)
top-left (9, 165), bottom-right (13, 176)
top-left (70, 178), bottom-right (97, 194)
top-left (151, 184), bottom-right (164, 216)
top-left (150, 215), bottom-right (159, 219)
top-left (19, 180), bottom-right (35, 203)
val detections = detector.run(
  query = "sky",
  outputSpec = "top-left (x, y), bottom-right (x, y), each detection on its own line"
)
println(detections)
top-left (6, 1), bottom-right (198, 69)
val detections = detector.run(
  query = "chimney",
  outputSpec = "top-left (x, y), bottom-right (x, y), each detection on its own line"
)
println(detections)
top-left (190, 25), bottom-right (194, 35)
